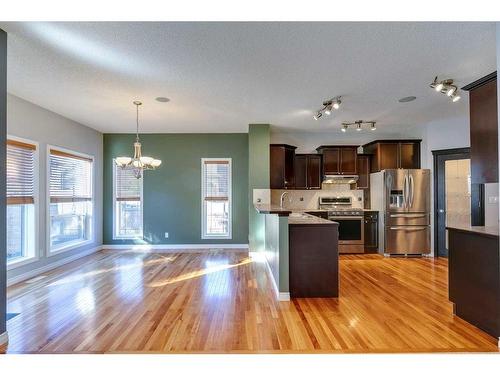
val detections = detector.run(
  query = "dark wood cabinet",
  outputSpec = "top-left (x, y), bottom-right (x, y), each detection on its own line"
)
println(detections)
top-left (364, 211), bottom-right (379, 253)
top-left (294, 154), bottom-right (322, 190)
top-left (448, 228), bottom-right (499, 338)
top-left (356, 154), bottom-right (371, 189)
top-left (463, 73), bottom-right (498, 184)
top-left (357, 154), bottom-right (371, 209)
top-left (270, 144), bottom-right (296, 189)
top-left (316, 146), bottom-right (358, 175)
top-left (289, 222), bottom-right (339, 298)
top-left (362, 140), bottom-right (421, 172)
top-left (399, 142), bottom-right (420, 169)
top-left (320, 148), bottom-right (340, 174)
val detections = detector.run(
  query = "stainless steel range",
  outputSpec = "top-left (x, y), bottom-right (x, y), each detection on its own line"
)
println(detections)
top-left (319, 197), bottom-right (364, 254)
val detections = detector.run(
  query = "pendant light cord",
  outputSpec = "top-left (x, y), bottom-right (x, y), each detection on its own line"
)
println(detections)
top-left (136, 103), bottom-right (140, 142)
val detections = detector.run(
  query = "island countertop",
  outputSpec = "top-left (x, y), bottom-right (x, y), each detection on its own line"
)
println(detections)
top-left (446, 224), bottom-right (499, 238)
top-left (288, 213), bottom-right (337, 225)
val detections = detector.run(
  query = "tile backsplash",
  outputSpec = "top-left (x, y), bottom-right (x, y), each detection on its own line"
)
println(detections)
top-left (271, 184), bottom-right (364, 210)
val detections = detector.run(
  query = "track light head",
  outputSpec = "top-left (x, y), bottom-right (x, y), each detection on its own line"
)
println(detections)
top-left (452, 93), bottom-right (461, 103)
top-left (446, 86), bottom-right (456, 97)
top-left (313, 111), bottom-right (322, 120)
top-left (341, 123), bottom-right (348, 132)
top-left (356, 123), bottom-right (362, 131)
top-left (324, 105), bottom-right (332, 116)
top-left (435, 83), bottom-right (444, 92)
top-left (370, 122), bottom-right (377, 131)
top-left (332, 96), bottom-right (342, 110)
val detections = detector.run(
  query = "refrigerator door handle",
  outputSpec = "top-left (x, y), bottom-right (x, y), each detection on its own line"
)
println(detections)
top-left (389, 227), bottom-right (428, 231)
top-left (390, 214), bottom-right (427, 218)
top-left (403, 175), bottom-right (408, 209)
top-left (409, 174), bottom-right (414, 208)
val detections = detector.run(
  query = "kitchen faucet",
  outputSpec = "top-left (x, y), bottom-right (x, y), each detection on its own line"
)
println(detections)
top-left (280, 191), bottom-right (289, 209)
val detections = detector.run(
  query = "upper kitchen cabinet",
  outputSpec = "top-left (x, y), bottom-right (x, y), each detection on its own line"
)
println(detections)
top-left (294, 154), bottom-right (322, 190)
top-left (462, 72), bottom-right (498, 184)
top-left (316, 146), bottom-right (358, 175)
top-left (362, 140), bottom-right (421, 172)
top-left (270, 144), bottom-right (296, 189)
top-left (357, 154), bottom-right (371, 209)
top-left (356, 154), bottom-right (371, 189)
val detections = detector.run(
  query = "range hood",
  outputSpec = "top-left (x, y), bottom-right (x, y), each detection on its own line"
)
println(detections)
top-left (323, 175), bottom-right (359, 184)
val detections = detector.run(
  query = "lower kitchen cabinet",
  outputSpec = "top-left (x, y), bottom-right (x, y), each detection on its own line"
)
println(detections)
top-left (364, 211), bottom-right (378, 253)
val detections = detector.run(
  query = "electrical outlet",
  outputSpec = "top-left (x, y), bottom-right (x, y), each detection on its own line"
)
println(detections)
top-left (164, 232), bottom-right (169, 239)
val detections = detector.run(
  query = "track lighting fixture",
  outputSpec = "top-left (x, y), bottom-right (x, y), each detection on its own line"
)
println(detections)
top-left (312, 96), bottom-right (342, 120)
top-left (430, 76), bottom-right (461, 103)
top-left (340, 120), bottom-right (376, 132)
top-left (313, 111), bottom-right (322, 120)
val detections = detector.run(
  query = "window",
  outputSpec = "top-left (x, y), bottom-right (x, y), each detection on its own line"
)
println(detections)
top-left (201, 158), bottom-right (231, 239)
top-left (6, 139), bottom-right (37, 265)
top-left (49, 148), bottom-right (93, 253)
top-left (113, 161), bottom-right (143, 239)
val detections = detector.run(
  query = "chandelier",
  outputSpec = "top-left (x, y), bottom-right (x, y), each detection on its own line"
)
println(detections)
top-left (115, 101), bottom-right (162, 178)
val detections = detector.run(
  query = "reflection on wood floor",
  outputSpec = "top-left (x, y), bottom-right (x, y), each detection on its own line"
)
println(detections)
top-left (4, 250), bottom-right (499, 353)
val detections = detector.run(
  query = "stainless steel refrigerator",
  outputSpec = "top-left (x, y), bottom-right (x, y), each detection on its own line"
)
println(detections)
top-left (370, 169), bottom-right (431, 255)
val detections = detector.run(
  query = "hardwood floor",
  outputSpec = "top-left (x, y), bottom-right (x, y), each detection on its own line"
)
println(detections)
top-left (4, 250), bottom-right (499, 353)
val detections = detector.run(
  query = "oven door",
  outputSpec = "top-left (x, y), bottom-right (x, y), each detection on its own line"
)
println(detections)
top-left (329, 216), bottom-right (364, 253)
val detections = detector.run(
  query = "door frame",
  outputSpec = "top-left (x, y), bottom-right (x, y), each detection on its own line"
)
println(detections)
top-left (432, 147), bottom-right (470, 257)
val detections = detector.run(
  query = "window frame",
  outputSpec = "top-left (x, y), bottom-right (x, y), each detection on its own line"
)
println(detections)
top-left (6, 135), bottom-right (40, 270)
top-left (201, 157), bottom-right (232, 240)
top-left (112, 159), bottom-right (144, 240)
top-left (46, 144), bottom-right (95, 256)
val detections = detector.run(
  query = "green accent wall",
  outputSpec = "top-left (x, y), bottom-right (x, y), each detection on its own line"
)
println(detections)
top-left (248, 124), bottom-right (270, 252)
top-left (103, 133), bottom-right (249, 245)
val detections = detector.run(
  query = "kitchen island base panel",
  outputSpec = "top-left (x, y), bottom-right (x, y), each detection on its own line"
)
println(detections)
top-left (448, 227), bottom-right (500, 339)
top-left (289, 223), bottom-right (339, 298)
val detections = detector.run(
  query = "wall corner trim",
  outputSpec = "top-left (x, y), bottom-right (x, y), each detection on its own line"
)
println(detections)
top-left (250, 251), bottom-right (290, 301)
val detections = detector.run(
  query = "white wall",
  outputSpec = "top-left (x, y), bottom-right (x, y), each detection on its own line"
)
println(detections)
top-left (6, 94), bottom-right (103, 282)
top-left (413, 115), bottom-right (470, 255)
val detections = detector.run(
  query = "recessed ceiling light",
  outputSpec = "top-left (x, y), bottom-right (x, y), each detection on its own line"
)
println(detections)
top-left (398, 96), bottom-right (416, 103)
top-left (155, 97), bottom-right (170, 103)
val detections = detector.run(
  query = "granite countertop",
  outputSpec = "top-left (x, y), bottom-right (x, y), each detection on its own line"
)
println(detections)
top-left (254, 204), bottom-right (378, 216)
top-left (254, 204), bottom-right (292, 216)
top-left (446, 224), bottom-right (499, 238)
top-left (288, 213), bottom-right (338, 225)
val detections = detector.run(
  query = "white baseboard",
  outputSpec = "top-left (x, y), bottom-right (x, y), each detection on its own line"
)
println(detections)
top-left (7, 245), bottom-right (103, 287)
top-left (0, 331), bottom-right (9, 346)
top-left (250, 251), bottom-right (290, 301)
top-left (102, 244), bottom-right (249, 252)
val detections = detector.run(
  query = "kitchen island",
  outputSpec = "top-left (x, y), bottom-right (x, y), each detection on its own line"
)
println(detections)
top-left (254, 204), bottom-right (339, 300)
top-left (447, 224), bottom-right (500, 342)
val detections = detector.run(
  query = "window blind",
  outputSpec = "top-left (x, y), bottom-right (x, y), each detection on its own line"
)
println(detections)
top-left (115, 163), bottom-right (141, 201)
top-left (49, 149), bottom-right (92, 203)
top-left (203, 160), bottom-right (229, 201)
top-left (6, 140), bottom-right (36, 205)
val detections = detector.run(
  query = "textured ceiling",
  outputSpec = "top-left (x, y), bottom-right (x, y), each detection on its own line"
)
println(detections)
top-left (1, 22), bottom-right (496, 134)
